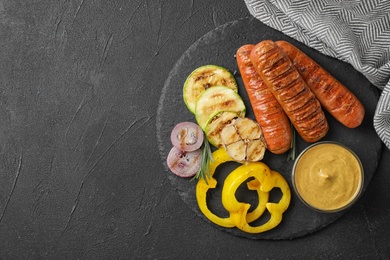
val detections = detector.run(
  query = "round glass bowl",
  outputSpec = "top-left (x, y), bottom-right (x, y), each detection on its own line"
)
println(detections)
top-left (292, 141), bottom-right (364, 213)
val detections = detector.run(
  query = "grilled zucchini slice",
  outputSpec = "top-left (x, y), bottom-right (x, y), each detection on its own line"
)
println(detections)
top-left (195, 86), bottom-right (245, 130)
top-left (183, 65), bottom-right (238, 114)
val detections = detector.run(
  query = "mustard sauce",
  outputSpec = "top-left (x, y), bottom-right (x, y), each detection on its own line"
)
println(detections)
top-left (293, 142), bottom-right (363, 212)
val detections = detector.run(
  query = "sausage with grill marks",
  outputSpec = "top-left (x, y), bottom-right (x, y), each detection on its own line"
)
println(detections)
top-left (276, 40), bottom-right (365, 128)
top-left (236, 44), bottom-right (292, 154)
top-left (250, 40), bottom-right (328, 143)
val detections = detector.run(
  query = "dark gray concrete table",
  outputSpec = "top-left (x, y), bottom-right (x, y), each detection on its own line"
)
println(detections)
top-left (0, 0), bottom-right (389, 259)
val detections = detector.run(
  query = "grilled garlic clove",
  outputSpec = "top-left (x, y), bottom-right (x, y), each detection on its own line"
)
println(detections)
top-left (220, 117), bottom-right (266, 163)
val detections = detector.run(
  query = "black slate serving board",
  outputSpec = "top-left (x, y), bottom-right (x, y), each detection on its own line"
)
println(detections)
top-left (156, 17), bottom-right (382, 240)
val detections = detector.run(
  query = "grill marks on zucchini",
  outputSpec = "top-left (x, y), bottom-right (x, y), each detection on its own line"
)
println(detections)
top-left (183, 65), bottom-right (238, 114)
top-left (195, 86), bottom-right (246, 130)
top-left (182, 65), bottom-right (267, 164)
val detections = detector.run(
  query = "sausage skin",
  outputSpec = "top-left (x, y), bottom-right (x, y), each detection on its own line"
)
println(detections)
top-left (236, 44), bottom-right (292, 154)
top-left (276, 40), bottom-right (365, 128)
top-left (250, 40), bottom-right (329, 143)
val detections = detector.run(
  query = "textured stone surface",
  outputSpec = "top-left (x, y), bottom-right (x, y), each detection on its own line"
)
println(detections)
top-left (0, 0), bottom-right (389, 258)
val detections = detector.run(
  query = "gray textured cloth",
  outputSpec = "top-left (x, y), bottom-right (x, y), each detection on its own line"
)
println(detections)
top-left (244, 0), bottom-right (390, 149)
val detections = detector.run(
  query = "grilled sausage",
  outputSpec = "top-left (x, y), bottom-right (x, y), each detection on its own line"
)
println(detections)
top-left (250, 40), bottom-right (328, 143)
top-left (236, 44), bottom-right (292, 154)
top-left (276, 40), bottom-right (365, 128)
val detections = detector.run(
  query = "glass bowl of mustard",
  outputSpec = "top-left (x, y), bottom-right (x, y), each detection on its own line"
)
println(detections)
top-left (292, 141), bottom-right (364, 213)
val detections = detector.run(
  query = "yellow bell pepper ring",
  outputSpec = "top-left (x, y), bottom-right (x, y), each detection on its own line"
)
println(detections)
top-left (222, 163), bottom-right (291, 234)
top-left (246, 180), bottom-right (269, 223)
top-left (196, 148), bottom-right (236, 228)
top-left (196, 148), bottom-right (270, 228)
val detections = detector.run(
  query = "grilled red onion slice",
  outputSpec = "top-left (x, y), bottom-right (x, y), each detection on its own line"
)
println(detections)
top-left (170, 122), bottom-right (204, 152)
top-left (166, 146), bottom-right (201, 177)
